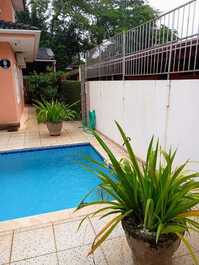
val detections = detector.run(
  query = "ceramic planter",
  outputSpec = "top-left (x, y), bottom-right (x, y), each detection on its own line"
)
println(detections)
top-left (122, 217), bottom-right (181, 265)
top-left (47, 122), bottom-right (63, 136)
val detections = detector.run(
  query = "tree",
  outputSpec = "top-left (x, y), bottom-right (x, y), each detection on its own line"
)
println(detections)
top-left (16, 0), bottom-right (157, 70)
top-left (88, 0), bottom-right (156, 44)
top-left (16, 0), bottom-right (50, 47)
top-left (51, 0), bottom-right (156, 45)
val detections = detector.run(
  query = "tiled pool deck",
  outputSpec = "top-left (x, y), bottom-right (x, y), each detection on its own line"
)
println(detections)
top-left (0, 107), bottom-right (198, 265)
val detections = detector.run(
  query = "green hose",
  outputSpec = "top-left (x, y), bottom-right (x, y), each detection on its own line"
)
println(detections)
top-left (81, 110), bottom-right (96, 133)
top-left (89, 110), bottom-right (96, 130)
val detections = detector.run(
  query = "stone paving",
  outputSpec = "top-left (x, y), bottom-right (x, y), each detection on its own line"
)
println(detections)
top-left (0, 107), bottom-right (198, 265)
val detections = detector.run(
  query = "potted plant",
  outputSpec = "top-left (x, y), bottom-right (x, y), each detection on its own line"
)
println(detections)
top-left (78, 121), bottom-right (199, 265)
top-left (34, 100), bottom-right (77, 136)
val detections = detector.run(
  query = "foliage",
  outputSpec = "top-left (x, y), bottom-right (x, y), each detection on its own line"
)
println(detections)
top-left (25, 72), bottom-right (81, 118)
top-left (87, 0), bottom-right (156, 44)
top-left (34, 100), bottom-right (77, 123)
top-left (60, 81), bottom-right (81, 114)
top-left (78, 122), bottom-right (199, 263)
top-left (16, 0), bottom-right (157, 69)
top-left (25, 71), bottom-right (63, 102)
top-left (16, 0), bottom-right (50, 47)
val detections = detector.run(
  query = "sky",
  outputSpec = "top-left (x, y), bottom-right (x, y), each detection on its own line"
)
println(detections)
top-left (148, 0), bottom-right (189, 13)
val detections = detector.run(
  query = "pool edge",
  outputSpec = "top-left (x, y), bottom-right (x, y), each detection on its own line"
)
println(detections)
top-left (0, 142), bottom-right (92, 155)
top-left (0, 204), bottom-right (106, 234)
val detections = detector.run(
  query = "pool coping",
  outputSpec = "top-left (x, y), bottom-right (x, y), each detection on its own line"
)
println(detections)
top-left (0, 141), bottom-right (105, 162)
top-left (0, 204), bottom-right (107, 233)
top-left (0, 142), bottom-right (108, 233)
top-left (0, 142), bottom-right (91, 154)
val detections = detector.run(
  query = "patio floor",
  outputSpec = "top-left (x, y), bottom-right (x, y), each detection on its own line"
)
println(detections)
top-left (0, 107), bottom-right (198, 265)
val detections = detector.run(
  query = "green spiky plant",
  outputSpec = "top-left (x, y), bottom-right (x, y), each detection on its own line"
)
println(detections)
top-left (34, 100), bottom-right (77, 123)
top-left (77, 121), bottom-right (199, 264)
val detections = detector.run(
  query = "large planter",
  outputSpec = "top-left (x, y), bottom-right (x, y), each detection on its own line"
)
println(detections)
top-left (47, 122), bottom-right (63, 136)
top-left (122, 217), bottom-right (181, 265)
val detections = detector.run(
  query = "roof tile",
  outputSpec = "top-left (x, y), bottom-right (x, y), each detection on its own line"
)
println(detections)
top-left (0, 20), bottom-right (38, 30)
top-left (36, 48), bottom-right (55, 60)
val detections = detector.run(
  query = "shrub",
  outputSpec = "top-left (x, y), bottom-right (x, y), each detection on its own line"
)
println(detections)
top-left (59, 80), bottom-right (81, 114)
top-left (34, 100), bottom-right (77, 123)
top-left (25, 71), bottom-right (63, 102)
top-left (25, 71), bottom-right (81, 119)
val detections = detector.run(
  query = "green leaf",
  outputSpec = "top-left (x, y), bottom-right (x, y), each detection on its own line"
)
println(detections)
top-left (77, 121), bottom-right (199, 261)
top-left (176, 233), bottom-right (199, 265)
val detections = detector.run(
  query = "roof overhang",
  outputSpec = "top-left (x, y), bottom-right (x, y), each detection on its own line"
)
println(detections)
top-left (0, 29), bottom-right (41, 62)
top-left (11, 0), bottom-right (25, 11)
top-left (35, 59), bottom-right (56, 62)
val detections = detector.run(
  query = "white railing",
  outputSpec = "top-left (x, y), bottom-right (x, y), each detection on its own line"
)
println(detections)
top-left (86, 0), bottom-right (199, 79)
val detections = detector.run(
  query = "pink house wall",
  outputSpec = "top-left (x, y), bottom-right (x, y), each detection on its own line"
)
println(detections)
top-left (0, 42), bottom-right (24, 126)
top-left (0, 0), bottom-right (15, 22)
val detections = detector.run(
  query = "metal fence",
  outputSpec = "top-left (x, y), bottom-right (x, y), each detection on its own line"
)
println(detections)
top-left (86, 0), bottom-right (199, 79)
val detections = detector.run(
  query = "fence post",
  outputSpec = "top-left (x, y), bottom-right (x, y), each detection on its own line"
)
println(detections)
top-left (80, 64), bottom-right (87, 127)
top-left (122, 31), bottom-right (126, 80)
top-left (98, 45), bottom-right (101, 80)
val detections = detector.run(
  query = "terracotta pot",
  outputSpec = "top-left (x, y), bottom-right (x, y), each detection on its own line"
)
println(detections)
top-left (122, 217), bottom-right (181, 265)
top-left (46, 122), bottom-right (63, 136)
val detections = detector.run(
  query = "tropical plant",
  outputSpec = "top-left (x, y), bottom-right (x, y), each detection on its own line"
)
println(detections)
top-left (25, 71), bottom-right (63, 103)
top-left (25, 72), bottom-right (81, 118)
top-left (78, 121), bottom-right (199, 263)
top-left (34, 100), bottom-right (77, 123)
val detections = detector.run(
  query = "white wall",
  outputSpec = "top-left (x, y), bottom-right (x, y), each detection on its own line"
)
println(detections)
top-left (87, 80), bottom-right (199, 169)
top-left (166, 80), bottom-right (199, 170)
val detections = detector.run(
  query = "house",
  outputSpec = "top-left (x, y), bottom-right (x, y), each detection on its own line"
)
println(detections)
top-left (0, 0), bottom-right (41, 131)
top-left (24, 48), bottom-right (56, 75)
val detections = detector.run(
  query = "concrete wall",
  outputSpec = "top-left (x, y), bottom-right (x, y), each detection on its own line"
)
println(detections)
top-left (87, 80), bottom-right (199, 170)
top-left (0, 42), bottom-right (24, 126)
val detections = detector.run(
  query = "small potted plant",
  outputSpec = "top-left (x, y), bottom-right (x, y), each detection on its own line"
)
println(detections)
top-left (78, 121), bottom-right (199, 265)
top-left (34, 100), bottom-right (77, 136)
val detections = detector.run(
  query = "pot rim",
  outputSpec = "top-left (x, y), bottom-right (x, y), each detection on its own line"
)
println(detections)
top-left (46, 121), bottom-right (63, 124)
top-left (122, 217), bottom-right (180, 248)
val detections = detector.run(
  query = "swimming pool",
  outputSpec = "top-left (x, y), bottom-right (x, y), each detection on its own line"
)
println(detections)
top-left (0, 143), bottom-right (106, 221)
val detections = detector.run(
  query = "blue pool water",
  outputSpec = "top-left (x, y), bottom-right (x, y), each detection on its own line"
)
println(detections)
top-left (0, 144), bottom-right (105, 221)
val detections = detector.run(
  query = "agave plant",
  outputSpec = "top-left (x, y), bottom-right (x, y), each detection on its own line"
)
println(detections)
top-left (34, 100), bottom-right (77, 123)
top-left (78, 121), bottom-right (199, 263)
